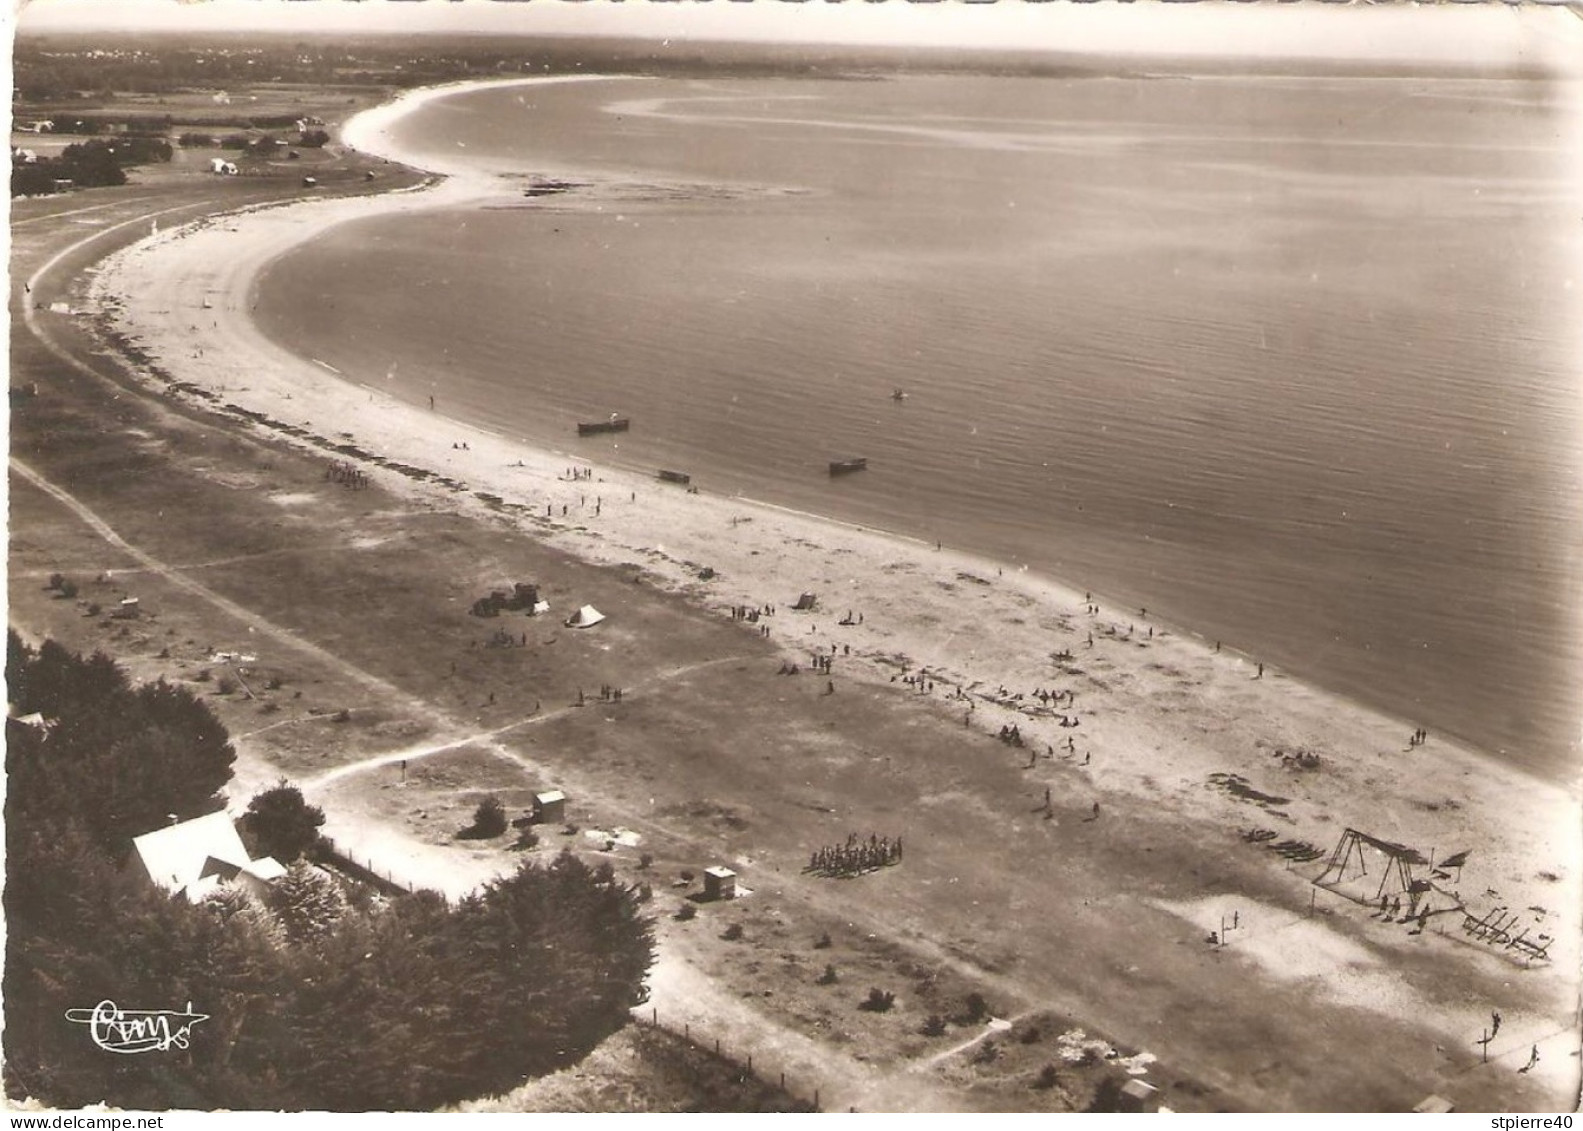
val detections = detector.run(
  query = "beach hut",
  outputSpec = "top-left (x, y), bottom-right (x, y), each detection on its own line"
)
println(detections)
top-left (532, 790), bottom-right (566, 825)
top-left (565, 604), bottom-right (605, 629)
top-left (703, 866), bottom-right (737, 901)
top-left (793, 592), bottom-right (817, 611)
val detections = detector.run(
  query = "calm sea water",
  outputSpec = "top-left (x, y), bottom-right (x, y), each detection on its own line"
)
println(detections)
top-left (255, 73), bottom-right (1583, 779)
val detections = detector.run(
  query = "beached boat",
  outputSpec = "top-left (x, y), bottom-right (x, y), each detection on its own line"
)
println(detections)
top-left (578, 415), bottom-right (630, 437)
top-left (657, 469), bottom-right (691, 486)
top-left (829, 458), bottom-right (868, 476)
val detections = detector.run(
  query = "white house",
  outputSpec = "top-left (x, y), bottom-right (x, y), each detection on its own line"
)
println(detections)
top-left (131, 811), bottom-right (286, 903)
top-left (207, 157), bottom-right (239, 176)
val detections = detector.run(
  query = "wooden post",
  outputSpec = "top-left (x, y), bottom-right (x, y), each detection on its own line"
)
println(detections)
top-left (715, 1037), bottom-right (720, 1055)
top-left (780, 1072), bottom-right (785, 1089)
top-left (748, 1054), bottom-right (753, 1072)
top-left (652, 1007), bottom-right (657, 1026)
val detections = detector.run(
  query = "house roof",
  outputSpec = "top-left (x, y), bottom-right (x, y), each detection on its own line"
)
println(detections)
top-left (131, 811), bottom-right (283, 900)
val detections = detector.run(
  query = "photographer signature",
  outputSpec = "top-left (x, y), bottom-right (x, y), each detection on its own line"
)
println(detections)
top-left (65, 1000), bottom-right (209, 1054)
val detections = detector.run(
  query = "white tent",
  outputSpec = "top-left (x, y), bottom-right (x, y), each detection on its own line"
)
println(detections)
top-left (565, 604), bottom-right (605, 628)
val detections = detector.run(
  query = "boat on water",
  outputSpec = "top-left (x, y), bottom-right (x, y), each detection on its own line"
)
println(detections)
top-left (657, 469), bottom-right (691, 485)
top-left (578, 414), bottom-right (630, 437)
top-left (891, 388), bottom-right (908, 402)
top-left (829, 457), bottom-right (868, 476)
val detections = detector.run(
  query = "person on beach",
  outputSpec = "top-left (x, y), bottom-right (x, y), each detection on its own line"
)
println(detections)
top-left (1256, 662), bottom-right (1264, 679)
top-left (1091, 802), bottom-right (1100, 820)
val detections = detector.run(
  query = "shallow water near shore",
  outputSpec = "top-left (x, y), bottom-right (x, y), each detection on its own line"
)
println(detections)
top-left (255, 71), bottom-right (1583, 779)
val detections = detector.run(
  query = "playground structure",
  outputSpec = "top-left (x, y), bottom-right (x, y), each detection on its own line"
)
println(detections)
top-left (1312, 828), bottom-right (1551, 963)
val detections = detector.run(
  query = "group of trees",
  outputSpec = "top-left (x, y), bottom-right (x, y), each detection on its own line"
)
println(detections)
top-left (12, 135), bottom-right (173, 196)
top-left (4, 632), bottom-right (656, 1110)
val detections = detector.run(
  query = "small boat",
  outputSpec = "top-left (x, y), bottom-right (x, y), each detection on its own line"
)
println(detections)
top-left (891, 388), bottom-right (908, 402)
top-left (829, 457), bottom-right (868, 476)
top-left (578, 414), bottom-right (630, 437)
top-left (657, 469), bottom-right (691, 486)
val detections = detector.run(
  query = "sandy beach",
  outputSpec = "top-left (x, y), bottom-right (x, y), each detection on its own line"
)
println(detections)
top-left (78, 74), bottom-right (1583, 1104)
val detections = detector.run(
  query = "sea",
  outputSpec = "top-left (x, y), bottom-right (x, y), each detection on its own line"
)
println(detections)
top-left (252, 70), bottom-right (1583, 781)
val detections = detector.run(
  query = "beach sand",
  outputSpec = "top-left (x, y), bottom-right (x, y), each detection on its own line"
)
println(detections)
top-left (82, 75), bottom-right (1582, 1104)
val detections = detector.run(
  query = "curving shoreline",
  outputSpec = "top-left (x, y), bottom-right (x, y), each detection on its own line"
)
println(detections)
top-left (84, 73), bottom-right (1582, 1075)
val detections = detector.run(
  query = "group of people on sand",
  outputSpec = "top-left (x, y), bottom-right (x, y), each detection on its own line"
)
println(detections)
top-left (806, 832), bottom-right (902, 878)
top-left (325, 458), bottom-right (370, 490)
top-left (1408, 727), bottom-right (1430, 747)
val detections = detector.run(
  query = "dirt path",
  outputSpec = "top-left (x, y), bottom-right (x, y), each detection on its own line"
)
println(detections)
top-left (305, 654), bottom-right (746, 789)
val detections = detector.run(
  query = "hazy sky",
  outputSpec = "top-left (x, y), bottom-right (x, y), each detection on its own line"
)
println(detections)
top-left (12, 0), bottom-right (1583, 70)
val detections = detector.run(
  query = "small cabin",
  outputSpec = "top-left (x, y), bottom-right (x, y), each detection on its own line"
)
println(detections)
top-left (703, 865), bottom-right (737, 901)
top-left (532, 790), bottom-right (566, 825)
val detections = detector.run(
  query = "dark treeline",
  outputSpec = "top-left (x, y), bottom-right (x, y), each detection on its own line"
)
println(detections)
top-left (13, 32), bottom-right (1122, 107)
top-left (4, 632), bottom-right (655, 1110)
top-left (12, 136), bottom-right (174, 196)
top-left (14, 29), bottom-right (1547, 109)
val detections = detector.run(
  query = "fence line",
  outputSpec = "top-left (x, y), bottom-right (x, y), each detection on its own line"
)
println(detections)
top-left (638, 1003), bottom-right (825, 1112)
top-left (314, 834), bottom-right (424, 901)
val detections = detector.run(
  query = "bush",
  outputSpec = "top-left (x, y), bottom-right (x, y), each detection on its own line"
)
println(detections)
top-left (59, 580), bottom-right (79, 599)
top-left (921, 1014), bottom-right (948, 1037)
top-left (216, 675), bottom-right (238, 696)
top-left (676, 903), bottom-right (697, 922)
top-left (47, 572), bottom-right (64, 591)
top-left (962, 992), bottom-right (990, 1023)
top-left (1034, 1064), bottom-right (1059, 1090)
top-left (817, 964), bottom-right (839, 985)
top-left (512, 826), bottom-right (540, 851)
top-left (638, 853), bottom-right (653, 870)
top-left (814, 931), bottom-right (833, 950)
top-left (1019, 1024), bottom-right (1042, 1045)
top-left (721, 923), bottom-right (744, 941)
top-left (859, 987), bottom-right (894, 1013)
top-left (973, 1040), bottom-right (999, 1065)
top-left (460, 795), bottom-right (508, 840)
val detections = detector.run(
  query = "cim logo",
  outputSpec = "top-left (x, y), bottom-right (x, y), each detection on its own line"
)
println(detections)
top-left (65, 1001), bottom-right (210, 1054)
